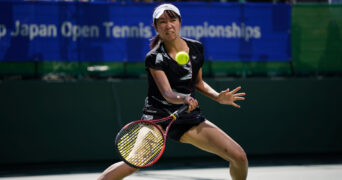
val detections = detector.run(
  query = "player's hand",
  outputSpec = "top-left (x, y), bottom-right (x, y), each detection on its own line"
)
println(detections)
top-left (217, 86), bottom-right (246, 108)
top-left (183, 96), bottom-right (198, 113)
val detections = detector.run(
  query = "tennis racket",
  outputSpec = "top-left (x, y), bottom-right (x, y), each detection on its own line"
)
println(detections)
top-left (115, 105), bottom-right (188, 168)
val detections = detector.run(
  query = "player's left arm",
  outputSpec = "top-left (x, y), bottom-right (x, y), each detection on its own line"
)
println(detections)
top-left (194, 68), bottom-right (246, 108)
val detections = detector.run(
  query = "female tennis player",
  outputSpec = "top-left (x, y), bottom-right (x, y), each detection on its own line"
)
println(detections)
top-left (98, 3), bottom-right (248, 180)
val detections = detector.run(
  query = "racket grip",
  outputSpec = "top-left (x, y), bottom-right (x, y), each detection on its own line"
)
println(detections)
top-left (172, 105), bottom-right (189, 119)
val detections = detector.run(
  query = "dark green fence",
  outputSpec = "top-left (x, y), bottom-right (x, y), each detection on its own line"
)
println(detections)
top-left (292, 4), bottom-right (342, 74)
top-left (1, 78), bottom-right (342, 165)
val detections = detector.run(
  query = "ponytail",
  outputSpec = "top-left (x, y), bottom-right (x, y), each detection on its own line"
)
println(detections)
top-left (149, 34), bottom-right (161, 49)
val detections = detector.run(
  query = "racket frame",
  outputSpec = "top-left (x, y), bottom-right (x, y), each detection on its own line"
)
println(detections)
top-left (115, 105), bottom-right (187, 168)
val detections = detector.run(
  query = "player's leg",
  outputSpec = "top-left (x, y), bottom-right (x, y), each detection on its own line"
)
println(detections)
top-left (180, 120), bottom-right (248, 180)
top-left (97, 161), bottom-right (138, 180)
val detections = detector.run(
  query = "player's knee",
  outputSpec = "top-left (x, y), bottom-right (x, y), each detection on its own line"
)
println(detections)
top-left (231, 149), bottom-right (248, 166)
top-left (222, 146), bottom-right (247, 166)
top-left (127, 166), bottom-right (139, 174)
top-left (121, 163), bottom-right (139, 175)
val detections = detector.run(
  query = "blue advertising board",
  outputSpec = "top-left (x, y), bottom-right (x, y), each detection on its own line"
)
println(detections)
top-left (0, 2), bottom-right (291, 62)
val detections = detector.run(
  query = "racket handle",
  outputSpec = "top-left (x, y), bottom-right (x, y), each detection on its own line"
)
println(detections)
top-left (171, 105), bottom-right (189, 120)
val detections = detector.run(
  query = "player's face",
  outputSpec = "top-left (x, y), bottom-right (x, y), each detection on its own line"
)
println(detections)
top-left (155, 12), bottom-right (181, 42)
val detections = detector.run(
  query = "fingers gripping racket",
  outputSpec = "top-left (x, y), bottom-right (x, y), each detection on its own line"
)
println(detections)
top-left (115, 105), bottom-right (188, 168)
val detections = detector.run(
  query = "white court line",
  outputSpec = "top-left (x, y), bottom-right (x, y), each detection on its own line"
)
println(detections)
top-left (0, 164), bottom-right (341, 180)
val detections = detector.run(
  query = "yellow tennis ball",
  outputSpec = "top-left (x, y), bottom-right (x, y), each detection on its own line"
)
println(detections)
top-left (175, 51), bottom-right (189, 65)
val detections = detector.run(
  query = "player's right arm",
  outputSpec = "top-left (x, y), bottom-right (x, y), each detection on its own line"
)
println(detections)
top-left (149, 68), bottom-right (198, 112)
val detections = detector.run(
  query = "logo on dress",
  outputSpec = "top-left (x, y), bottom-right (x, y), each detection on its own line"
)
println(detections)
top-left (156, 53), bottom-right (163, 64)
top-left (180, 64), bottom-right (192, 80)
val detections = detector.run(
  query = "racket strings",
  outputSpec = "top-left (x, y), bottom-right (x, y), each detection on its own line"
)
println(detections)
top-left (117, 123), bottom-right (164, 167)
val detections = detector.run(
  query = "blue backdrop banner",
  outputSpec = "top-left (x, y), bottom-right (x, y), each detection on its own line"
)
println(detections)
top-left (0, 2), bottom-right (291, 62)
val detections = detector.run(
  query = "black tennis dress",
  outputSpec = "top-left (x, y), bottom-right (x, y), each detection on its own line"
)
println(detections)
top-left (142, 38), bottom-right (206, 141)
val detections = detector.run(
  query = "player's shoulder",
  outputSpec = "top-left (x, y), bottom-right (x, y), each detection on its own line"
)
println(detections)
top-left (145, 42), bottom-right (163, 59)
top-left (145, 43), bottom-right (169, 67)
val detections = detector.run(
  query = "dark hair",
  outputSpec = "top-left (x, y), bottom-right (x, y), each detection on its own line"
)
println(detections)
top-left (149, 10), bottom-right (182, 49)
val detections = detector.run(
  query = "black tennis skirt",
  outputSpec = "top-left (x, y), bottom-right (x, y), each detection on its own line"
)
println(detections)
top-left (141, 107), bottom-right (205, 141)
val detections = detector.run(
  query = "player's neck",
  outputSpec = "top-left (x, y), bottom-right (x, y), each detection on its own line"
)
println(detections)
top-left (164, 37), bottom-right (188, 55)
